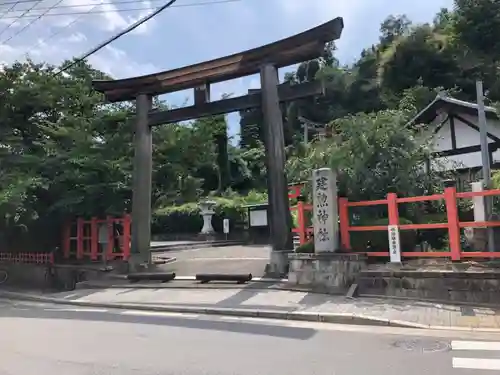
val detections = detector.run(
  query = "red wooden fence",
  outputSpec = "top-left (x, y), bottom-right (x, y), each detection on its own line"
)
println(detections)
top-left (62, 215), bottom-right (131, 261)
top-left (0, 252), bottom-right (54, 264)
top-left (292, 186), bottom-right (500, 260)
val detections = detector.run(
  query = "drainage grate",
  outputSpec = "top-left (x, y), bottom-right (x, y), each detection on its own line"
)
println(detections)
top-left (391, 339), bottom-right (451, 353)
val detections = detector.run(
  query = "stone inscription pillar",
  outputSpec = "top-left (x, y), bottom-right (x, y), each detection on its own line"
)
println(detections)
top-left (131, 94), bottom-right (153, 265)
top-left (312, 168), bottom-right (339, 252)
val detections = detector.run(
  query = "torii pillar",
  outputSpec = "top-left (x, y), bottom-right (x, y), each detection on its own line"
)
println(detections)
top-left (260, 64), bottom-right (294, 276)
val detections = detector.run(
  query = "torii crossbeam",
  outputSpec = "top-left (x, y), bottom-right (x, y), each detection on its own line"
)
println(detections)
top-left (92, 17), bottom-right (344, 273)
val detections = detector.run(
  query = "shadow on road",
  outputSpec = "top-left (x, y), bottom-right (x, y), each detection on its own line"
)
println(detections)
top-left (0, 306), bottom-right (318, 340)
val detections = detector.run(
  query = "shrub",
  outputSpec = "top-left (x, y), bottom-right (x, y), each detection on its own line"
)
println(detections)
top-left (350, 217), bottom-right (417, 252)
top-left (295, 241), bottom-right (314, 253)
top-left (152, 203), bottom-right (202, 234)
top-left (152, 193), bottom-right (266, 234)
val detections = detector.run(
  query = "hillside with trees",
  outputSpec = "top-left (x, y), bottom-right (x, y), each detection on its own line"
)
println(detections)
top-left (1, 0), bottom-right (500, 252)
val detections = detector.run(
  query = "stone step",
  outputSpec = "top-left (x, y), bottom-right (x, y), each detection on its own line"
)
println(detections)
top-left (357, 269), bottom-right (500, 304)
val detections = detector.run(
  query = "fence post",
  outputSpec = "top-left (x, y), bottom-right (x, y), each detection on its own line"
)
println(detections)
top-left (444, 186), bottom-right (461, 261)
top-left (387, 193), bottom-right (401, 263)
top-left (338, 197), bottom-right (351, 250)
top-left (296, 201), bottom-right (306, 245)
top-left (90, 217), bottom-right (98, 261)
top-left (106, 215), bottom-right (113, 261)
top-left (62, 219), bottom-right (71, 259)
top-left (123, 214), bottom-right (131, 260)
top-left (76, 217), bottom-right (84, 260)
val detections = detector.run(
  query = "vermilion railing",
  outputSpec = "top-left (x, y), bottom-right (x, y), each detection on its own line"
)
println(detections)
top-left (62, 214), bottom-right (131, 261)
top-left (291, 186), bottom-right (500, 260)
top-left (291, 201), bottom-right (313, 245)
top-left (0, 252), bottom-right (54, 264)
top-left (288, 184), bottom-right (304, 200)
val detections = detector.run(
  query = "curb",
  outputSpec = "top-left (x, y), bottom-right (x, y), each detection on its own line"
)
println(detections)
top-left (150, 241), bottom-right (244, 253)
top-left (76, 282), bottom-right (308, 292)
top-left (76, 278), bottom-right (332, 294)
top-left (0, 290), bottom-right (415, 328)
top-left (77, 276), bottom-right (291, 290)
top-left (2, 290), bottom-right (499, 332)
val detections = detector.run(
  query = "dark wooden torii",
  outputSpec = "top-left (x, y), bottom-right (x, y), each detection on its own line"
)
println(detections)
top-left (92, 17), bottom-right (344, 272)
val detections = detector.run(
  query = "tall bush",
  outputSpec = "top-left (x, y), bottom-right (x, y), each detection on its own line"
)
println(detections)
top-left (152, 192), bottom-right (267, 234)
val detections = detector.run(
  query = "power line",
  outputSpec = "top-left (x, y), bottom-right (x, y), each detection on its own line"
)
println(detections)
top-left (0, 0), bottom-right (39, 6)
top-left (0, 0), bottom-right (43, 38)
top-left (0, 0), bottom-right (240, 20)
top-left (17, 0), bottom-right (102, 59)
top-left (0, 1), bottom-right (24, 19)
top-left (54, 0), bottom-right (179, 75)
top-left (1, 0), bottom-right (157, 15)
top-left (1, 0), bottom-right (65, 45)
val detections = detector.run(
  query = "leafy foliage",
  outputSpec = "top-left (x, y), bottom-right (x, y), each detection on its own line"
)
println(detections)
top-left (2, 1), bottom-right (500, 251)
top-left (286, 110), bottom-right (439, 201)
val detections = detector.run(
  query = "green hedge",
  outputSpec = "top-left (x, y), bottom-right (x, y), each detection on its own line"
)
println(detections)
top-left (350, 217), bottom-right (417, 252)
top-left (152, 198), bottom-right (250, 234)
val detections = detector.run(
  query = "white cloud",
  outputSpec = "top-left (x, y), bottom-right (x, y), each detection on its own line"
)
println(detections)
top-left (0, 0), bottom-right (159, 77)
top-left (88, 45), bottom-right (158, 77)
top-left (0, 0), bottom-right (156, 34)
top-left (97, 0), bottom-right (154, 34)
top-left (0, 0), bottom-right (457, 98)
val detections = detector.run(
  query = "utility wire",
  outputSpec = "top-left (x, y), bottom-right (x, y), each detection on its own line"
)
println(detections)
top-left (23, 1), bottom-right (102, 51)
top-left (0, 1), bottom-right (23, 19)
top-left (1, 0), bottom-right (40, 6)
top-left (12, 0), bottom-right (102, 62)
top-left (0, 0), bottom-right (43, 38)
top-left (1, 0), bottom-right (65, 45)
top-left (0, 0), bottom-right (239, 20)
top-left (1, 0), bottom-right (159, 15)
top-left (53, 0), bottom-right (179, 75)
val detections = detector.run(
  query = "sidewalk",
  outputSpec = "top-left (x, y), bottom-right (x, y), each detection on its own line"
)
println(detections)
top-left (2, 285), bottom-right (500, 331)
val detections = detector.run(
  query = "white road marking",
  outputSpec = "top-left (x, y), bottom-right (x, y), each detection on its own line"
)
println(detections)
top-left (120, 310), bottom-right (200, 319)
top-left (175, 276), bottom-right (196, 280)
top-left (452, 340), bottom-right (500, 351)
top-left (452, 358), bottom-right (500, 370)
top-left (43, 308), bottom-right (109, 313)
top-left (182, 257), bottom-right (267, 261)
top-left (62, 293), bottom-right (78, 299)
top-left (452, 341), bottom-right (500, 371)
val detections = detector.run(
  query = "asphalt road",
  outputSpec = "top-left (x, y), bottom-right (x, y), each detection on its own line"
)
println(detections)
top-left (158, 245), bottom-right (270, 276)
top-left (1, 299), bottom-right (500, 375)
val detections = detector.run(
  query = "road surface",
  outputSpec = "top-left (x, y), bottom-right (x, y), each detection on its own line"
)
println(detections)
top-left (158, 245), bottom-right (270, 276)
top-left (0, 299), bottom-right (499, 374)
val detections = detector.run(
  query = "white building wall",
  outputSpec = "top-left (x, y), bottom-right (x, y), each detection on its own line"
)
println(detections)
top-left (429, 111), bottom-right (500, 171)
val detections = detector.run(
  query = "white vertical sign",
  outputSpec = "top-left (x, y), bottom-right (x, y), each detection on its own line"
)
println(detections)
top-left (388, 225), bottom-right (401, 263)
top-left (312, 168), bottom-right (339, 252)
top-left (471, 181), bottom-right (486, 222)
top-left (223, 219), bottom-right (230, 234)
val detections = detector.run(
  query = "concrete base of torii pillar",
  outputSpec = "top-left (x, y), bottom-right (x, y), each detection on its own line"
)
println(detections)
top-left (264, 250), bottom-right (293, 277)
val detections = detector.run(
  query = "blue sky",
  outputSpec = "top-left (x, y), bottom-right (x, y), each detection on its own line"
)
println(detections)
top-left (0, 0), bottom-right (454, 141)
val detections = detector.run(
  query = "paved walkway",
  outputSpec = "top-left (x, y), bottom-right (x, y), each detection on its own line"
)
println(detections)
top-left (18, 286), bottom-right (500, 330)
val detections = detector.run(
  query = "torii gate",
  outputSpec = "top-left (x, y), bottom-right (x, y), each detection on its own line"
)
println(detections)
top-left (91, 17), bottom-right (344, 274)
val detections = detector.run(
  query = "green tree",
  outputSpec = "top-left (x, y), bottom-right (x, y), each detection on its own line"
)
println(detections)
top-left (452, 0), bottom-right (500, 61)
top-left (379, 14), bottom-right (412, 47)
top-left (286, 110), bottom-right (438, 202)
top-left (377, 25), bottom-right (460, 99)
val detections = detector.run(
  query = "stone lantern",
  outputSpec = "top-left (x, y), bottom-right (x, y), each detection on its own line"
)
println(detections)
top-left (199, 200), bottom-right (217, 235)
